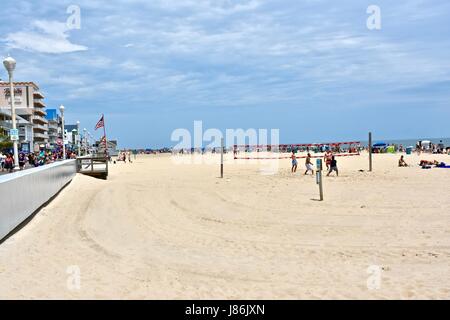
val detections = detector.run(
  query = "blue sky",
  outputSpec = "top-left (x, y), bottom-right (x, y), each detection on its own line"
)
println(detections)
top-left (1, 0), bottom-right (449, 148)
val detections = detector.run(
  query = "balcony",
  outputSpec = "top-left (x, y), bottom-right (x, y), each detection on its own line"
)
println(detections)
top-left (0, 107), bottom-right (11, 116)
top-left (33, 132), bottom-right (49, 140)
top-left (48, 132), bottom-right (59, 139)
top-left (33, 124), bottom-right (48, 132)
top-left (16, 107), bottom-right (34, 116)
top-left (0, 120), bottom-right (12, 130)
top-left (33, 91), bottom-right (45, 99)
top-left (34, 99), bottom-right (46, 108)
top-left (34, 108), bottom-right (47, 117)
top-left (33, 115), bottom-right (48, 125)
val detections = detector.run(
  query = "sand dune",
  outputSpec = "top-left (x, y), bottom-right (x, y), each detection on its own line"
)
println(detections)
top-left (0, 152), bottom-right (449, 299)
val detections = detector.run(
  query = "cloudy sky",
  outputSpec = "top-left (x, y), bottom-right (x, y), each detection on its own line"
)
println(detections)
top-left (1, 0), bottom-right (449, 148)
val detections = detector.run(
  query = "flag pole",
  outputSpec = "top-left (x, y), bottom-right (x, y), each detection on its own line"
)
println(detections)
top-left (102, 113), bottom-right (108, 159)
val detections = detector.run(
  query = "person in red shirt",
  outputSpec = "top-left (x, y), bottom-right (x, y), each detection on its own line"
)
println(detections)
top-left (4, 153), bottom-right (14, 173)
top-left (324, 150), bottom-right (333, 170)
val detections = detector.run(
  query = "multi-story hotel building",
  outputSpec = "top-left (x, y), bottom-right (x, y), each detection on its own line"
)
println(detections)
top-left (45, 108), bottom-right (62, 146)
top-left (0, 82), bottom-right (49, 152)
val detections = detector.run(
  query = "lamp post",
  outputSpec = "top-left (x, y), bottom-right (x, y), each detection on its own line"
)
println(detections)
top-left (71, 129), bottom-right (77, 154)
top-left (83, 128), bottom-right (87, 155)
top-left (59, 105), bottom-right (65, 160)
top-left (87, 131), bottom-right (92, 155)
top-left (3, 55), bottom-right (19, 166)
top-left (76, 120), bottom-right (81, 157)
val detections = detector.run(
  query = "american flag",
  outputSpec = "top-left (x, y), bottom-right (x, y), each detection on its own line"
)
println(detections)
top-left (95, 115), bottom-right (104, 130)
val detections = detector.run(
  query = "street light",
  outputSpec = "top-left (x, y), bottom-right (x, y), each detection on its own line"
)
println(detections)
top-left (87, 131), bottom-right (92, 155)
top-left (59, 105), bottom-right (65, 160)
top-left (71, 129), bottom-right (77, 150)
top-left (83, 128), bottom-right (87, 155)
top-left (76, 120), bottom-right (81, 157)
top-left (3, 55), bottom-right (19, 167)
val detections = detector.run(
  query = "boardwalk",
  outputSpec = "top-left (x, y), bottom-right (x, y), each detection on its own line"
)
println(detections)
top-left (76, 156), bottom-right (109, 180)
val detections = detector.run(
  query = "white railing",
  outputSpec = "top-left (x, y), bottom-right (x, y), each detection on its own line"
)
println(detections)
top-left (0, 160), bottom-right (77, 241)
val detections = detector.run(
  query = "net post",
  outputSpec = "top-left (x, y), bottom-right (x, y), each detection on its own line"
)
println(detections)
top-left (221, 138), bottom-right (224, 178)
top-left (316, 159), bottom-right (324, 201)
top-left (369, 132), bottom-right (373, 172)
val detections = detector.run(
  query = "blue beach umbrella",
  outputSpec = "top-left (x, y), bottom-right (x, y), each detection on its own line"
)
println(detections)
top-left (373, 142), bottom-right (387, 148)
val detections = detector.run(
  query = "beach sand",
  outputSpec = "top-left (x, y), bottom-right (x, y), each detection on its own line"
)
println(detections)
top-left (0, 152), bottom-right (449, 299)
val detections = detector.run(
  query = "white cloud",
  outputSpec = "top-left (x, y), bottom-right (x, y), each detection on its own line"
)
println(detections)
top-left (5, 19), bottom-right (87, 54)
top-left (119, 60), bottom-right (142, 71)
top-left (151, 0), bottom-right (262, 15)
top-left (3, 0), bottom-right (450, 112)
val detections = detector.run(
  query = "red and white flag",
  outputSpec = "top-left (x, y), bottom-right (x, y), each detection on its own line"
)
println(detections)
top-left (95, 115), bottom-right (104, 130)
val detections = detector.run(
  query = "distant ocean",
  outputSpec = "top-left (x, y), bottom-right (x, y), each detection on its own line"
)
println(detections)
top-left (359, 137), bottom-right (450, 148)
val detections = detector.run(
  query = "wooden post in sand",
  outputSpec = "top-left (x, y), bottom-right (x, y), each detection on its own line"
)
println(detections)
top-left (316, 159), bottom-right (324, 201)
top-left (369, 132), bottom-right (373, 172)
top-left (220, 138), bottom-right (224, 178)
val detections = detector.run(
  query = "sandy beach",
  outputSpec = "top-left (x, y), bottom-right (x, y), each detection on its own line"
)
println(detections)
top-left (0, 152), bottom-right (449, 299)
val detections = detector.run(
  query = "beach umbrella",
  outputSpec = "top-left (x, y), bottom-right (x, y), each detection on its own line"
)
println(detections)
top-left (373, 142), bottom-right (387, 147)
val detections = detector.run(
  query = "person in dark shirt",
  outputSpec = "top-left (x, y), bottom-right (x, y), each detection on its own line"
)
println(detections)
top-left (327, 156), bottom-right (338, 176)
top-left (18, 152), bottom-right (26, 170)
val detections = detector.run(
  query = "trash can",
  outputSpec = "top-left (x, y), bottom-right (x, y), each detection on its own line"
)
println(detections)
top-left (406, 147), bottom-right (413, 155)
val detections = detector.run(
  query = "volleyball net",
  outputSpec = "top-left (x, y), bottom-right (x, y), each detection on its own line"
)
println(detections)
top-left (233, 141), bottom-right (361, 160)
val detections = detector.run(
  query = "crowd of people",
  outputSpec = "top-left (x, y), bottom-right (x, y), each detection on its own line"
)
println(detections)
top-left (415, 140), bottom-right (448, 154)
top-left (0, 149), bottom-right (77, 174)
top-left (290, 146), bottom-right (447, 176)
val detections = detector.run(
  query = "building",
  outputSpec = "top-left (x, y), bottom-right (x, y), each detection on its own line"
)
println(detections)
top-left (0, 82), bottom-right (49, 152)
top-left (0, 97), bottom-right (33, 153)
top-left (95, 139), bottom-right (118, 156)
top-left (65, 124), bottom-right (78, 147)
top-left (45, 108), bottom-right (62, 147)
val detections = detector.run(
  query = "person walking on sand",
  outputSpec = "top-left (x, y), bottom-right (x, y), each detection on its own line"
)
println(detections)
top-left (327, 156), bottom-right (338, 176)
top-left (304, 153), bottom-right (314, 175)
top-left (127, 151), bottom-right (132, 163)
top-left (291, 151), bottom-right (298, 173)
